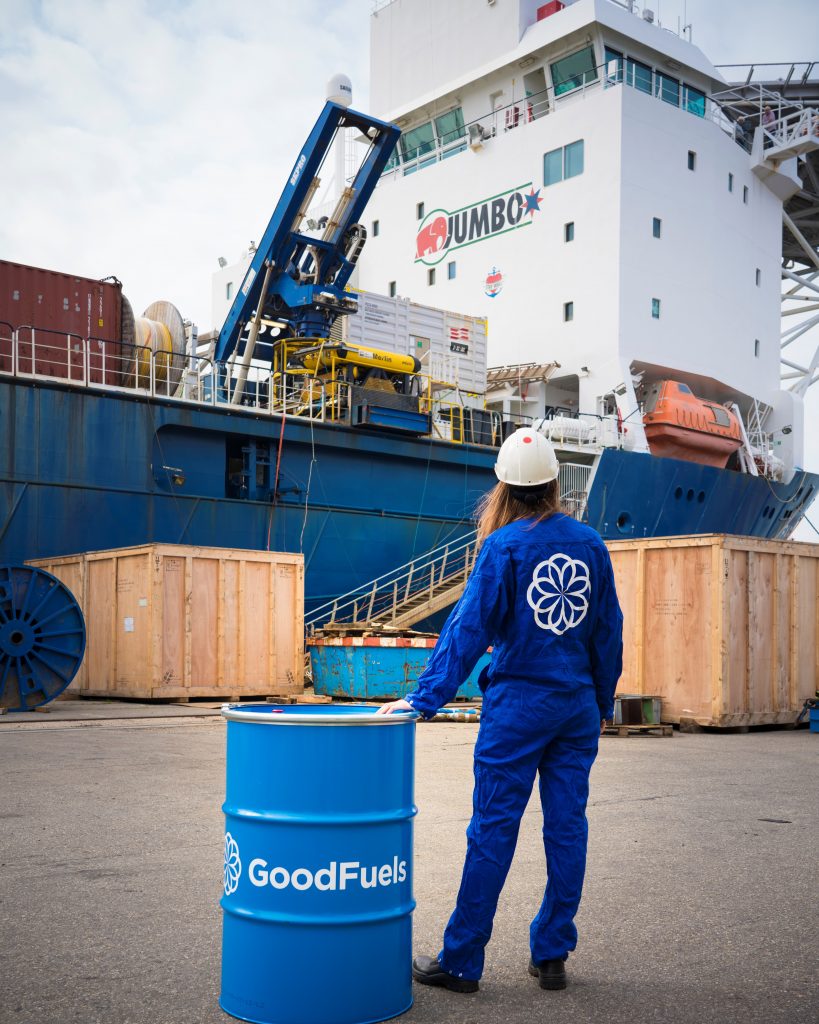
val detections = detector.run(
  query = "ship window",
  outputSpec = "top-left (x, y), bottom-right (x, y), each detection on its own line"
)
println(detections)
top-left (435, 108), bottom-right (466, 147)
top-left (565, 221), bottom-right (575, 242)
top-left (447, 261), bottom-right (457, 280)
top-left (416, 201), bottom-right (425, 220)
top-left (551, 46), bottom-right (598, 97)
top-left (651, 298), bottom-right (661, 319)
top-left (226, 282), bottom-right (234, 301)
top-left (678, 383), bottom-right (692, 394)
top-left (754, 339), bottom-right (760, 357)
top-left (564, 140), bottom-right (584, 178)
top-left (709, 406), bottom-right (731, 427)
top-left (604, 46), bottom-right (623, 85)
top-left (428, 268), bottom-right (436, 286)
top-left (544, 147), bottom-right (563, 185)
top-left (388, 281), bottom-right (397, 298)
top-left (652, 217), bottom-right (661, 238)
top-left (564, 301), bottom-right (574, 322)
top-left (655, 72), bottom-right (680, 107)
top-left (626, 57), bottom-right (652, 95)
top-left (743, 185), bottom-right (749, 204)
top-left (756, 268), bottom-right (761, 286)
top-left (728, 173), bottom-right (734, 192)
top-left (401, 123), bottom-right (436, 164)
top-left (382, 150), bottom-right (400, 175)
top-left (545, 141), bottom-right (585, 184)
top-left (687, 150), bottom-right (696, 170)
top-left (685, 85), bottom-right (706, 117)
top-left (372, 219), bottom-right (380, 237)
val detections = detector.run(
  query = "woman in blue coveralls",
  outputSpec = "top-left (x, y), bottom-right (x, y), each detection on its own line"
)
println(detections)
top-left (377, 426), bottom-right (623, 993)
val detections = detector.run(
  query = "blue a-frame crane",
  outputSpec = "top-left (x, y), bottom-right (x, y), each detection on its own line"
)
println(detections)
top-left (214, 101), bottom-right (400, 367)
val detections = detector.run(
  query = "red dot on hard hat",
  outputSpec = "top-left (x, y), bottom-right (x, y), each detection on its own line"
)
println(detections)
top-left (523, 436), bottom-right (532, 444)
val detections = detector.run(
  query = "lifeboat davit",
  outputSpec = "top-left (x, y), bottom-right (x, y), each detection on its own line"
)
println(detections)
top-left (642, 380), bottom-right (742, 468)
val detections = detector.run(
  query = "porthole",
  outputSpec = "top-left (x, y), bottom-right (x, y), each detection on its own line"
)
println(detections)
top-left (674, 486), bottom-right (683, 499)
top-left (616, 512), bottom-right (632, 533)
top-left (697, 491), bottom-right (705, 503)
top-left (686, 489), bottom-right (694, 501)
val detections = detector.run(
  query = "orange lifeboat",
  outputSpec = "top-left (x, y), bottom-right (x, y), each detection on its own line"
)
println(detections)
top-left (642, 380), bottom-right (742, 468)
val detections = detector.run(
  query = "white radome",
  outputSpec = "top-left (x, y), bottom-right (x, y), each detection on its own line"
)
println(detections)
top-left (326, 72), bottom-right (353, 108)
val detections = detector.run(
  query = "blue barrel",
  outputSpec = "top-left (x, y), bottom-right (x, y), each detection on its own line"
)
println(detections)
top-left (220, 704), bottom-right (418, 1024)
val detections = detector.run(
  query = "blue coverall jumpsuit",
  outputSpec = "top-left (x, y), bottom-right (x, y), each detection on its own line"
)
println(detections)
top-left (405, 512), bottom-right (623, 981)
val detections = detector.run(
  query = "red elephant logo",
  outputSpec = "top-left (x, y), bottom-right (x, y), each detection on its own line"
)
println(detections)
top-left (415, 215), bottom-right (448, 260)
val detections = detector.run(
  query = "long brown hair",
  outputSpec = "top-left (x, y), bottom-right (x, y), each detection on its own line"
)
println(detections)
top-left (476, 479), bottom-right (561, 544)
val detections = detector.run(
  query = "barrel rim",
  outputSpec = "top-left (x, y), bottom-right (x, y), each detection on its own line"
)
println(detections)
top-left (221, 703), bottom-right (418, 725)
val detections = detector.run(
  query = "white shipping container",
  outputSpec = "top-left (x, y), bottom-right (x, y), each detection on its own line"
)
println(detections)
top-left (336, 290), bottom-right (488, 397)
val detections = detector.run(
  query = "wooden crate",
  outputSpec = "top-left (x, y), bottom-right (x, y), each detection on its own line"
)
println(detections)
top-left (27, 544), bottom-right (304, 700)
top-left (606, 535), bottom-right (819, 728)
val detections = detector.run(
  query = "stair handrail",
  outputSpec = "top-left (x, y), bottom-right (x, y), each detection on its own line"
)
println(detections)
top-left (306, 528), bottom-right (479, 630)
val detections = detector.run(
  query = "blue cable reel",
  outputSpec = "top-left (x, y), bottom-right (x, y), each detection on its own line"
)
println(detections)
top-left (0, 565), bottom-right (86, 712)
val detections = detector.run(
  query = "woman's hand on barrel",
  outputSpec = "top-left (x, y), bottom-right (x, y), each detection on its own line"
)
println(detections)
top-left (376, 699), bottom-right (415, 715)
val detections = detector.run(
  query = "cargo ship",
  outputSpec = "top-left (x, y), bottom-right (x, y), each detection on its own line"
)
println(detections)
top-left (2, 0), bottom-right (818, 614)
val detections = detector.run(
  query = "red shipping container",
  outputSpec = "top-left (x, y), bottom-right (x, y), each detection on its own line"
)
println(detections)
top-left (0, 260), bottom-right (125, 385)
top-left (537, 1), bottom-right (565, 20)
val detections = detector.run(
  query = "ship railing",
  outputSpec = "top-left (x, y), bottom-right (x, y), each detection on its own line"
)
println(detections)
top-left (380, 53), bottom-right (732, 181)
top-left (0, 327), bottom-right (592, 453)
top-left (9, 326), bottom-right (89, 385)
top-left (0, 321), bottom-right (14, 375)
top-left (759, 106), bottom-right (819, 155)
top-left (425, 401), bottom-right (514, 446)
top-left (715, 62), bottom-right (819, 91)
top-left (306, 530), bottom-right (480, 632)
top-left (377, 47), bottom-right (816, 183)
top-left (0, 327), bottom-right (180, 395)
top-left (559, 463), bottom-right (593, 519)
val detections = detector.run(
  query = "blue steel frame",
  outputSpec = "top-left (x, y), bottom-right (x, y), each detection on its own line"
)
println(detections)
top-left (215, 102), bottom-right (401, 362)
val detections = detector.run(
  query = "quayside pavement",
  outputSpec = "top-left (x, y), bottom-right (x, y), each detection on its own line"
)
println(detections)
top-left (0, 702), bottom-right (816, 1024)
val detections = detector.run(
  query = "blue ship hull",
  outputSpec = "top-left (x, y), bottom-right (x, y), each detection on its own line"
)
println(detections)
top-left (586, 448), bottom-right (817, 541)
top-left (1, 378), bottom-right (816, 610)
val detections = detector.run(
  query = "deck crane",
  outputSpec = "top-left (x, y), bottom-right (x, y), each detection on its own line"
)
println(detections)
top-left (213, 101), bottom-right (401, 404)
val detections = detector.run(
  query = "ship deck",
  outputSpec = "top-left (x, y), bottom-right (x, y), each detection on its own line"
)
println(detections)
top-left (1, 701), bottom-right (815, 1024)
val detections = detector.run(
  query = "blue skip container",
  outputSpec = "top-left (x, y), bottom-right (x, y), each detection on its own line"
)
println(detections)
top-left (308, 635), bottom-right (490, 701)
top-left (220, 704), bottom-right (418, 1024)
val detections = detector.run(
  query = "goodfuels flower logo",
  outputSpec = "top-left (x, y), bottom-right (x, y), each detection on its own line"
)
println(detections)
top-left (223, 833), bottom-right (242, 896)
top-left (527, 554), bottom-right (591, 634)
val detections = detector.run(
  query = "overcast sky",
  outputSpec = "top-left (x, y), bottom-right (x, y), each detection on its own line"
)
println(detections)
top-left (1, 0), bottom-right (818, 536)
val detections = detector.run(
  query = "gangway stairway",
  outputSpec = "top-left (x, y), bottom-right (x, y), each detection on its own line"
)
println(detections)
top-left (306, 530), bottom-right (480, 633)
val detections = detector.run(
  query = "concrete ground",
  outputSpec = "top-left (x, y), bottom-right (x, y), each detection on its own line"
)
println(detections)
top-left (0, 704), bottom-right (816, 1024)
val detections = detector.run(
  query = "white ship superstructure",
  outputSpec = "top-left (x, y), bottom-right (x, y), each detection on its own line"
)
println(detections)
top-left (358, 0), bottom-right (818, 485)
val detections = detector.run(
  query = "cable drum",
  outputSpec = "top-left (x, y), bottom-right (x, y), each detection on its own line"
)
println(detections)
top-left (122, 299), bottom-right (186, 391)
top-left (0, 565), bottom-right (86, 711)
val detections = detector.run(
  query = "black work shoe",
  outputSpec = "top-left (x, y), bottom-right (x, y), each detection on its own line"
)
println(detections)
top-left (528, 956), bottom-right (567, 990)
top-left (412, 955), bottom-right (479, 993)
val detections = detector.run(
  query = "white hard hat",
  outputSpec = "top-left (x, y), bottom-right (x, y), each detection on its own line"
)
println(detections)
top-left (495, 428), bottom-right (559, 487)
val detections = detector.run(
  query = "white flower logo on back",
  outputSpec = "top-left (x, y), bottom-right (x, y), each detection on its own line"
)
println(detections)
top-left (223, 833), bottom-right (242, 895)
top-left (527, 553), bottom-right (591, 634)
